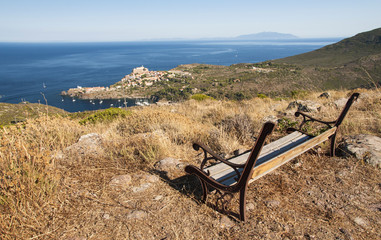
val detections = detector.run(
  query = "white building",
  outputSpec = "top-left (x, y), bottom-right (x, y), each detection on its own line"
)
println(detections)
top-left (132, 66), bottom-right (148, 74)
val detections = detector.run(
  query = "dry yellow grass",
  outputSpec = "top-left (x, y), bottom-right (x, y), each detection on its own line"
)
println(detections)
top-left (0, 89), bottom-right (380, 239)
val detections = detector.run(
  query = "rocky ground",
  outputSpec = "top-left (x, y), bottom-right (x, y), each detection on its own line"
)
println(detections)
top-left (50, 135), bottom-right (381, 239)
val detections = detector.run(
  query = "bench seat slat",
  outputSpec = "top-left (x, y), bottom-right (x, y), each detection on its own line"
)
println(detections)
top-left (205, 132), bottom-right (307, 180)
top-left (220, 127), bottom-right (337, 186)
top-left (205, 131), bottom-right (304, 176)
top-left (212, 133), bottom-right (311, 184)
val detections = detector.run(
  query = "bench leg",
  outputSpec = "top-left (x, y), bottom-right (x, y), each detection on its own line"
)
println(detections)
top-left (239, 186), bottom-right (247, 221)
top-left (330, 133), bottom-right (337, 157)
top-left (198, 177), bottom-right (208, 202)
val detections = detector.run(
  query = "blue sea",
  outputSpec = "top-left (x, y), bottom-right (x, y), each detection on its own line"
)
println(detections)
top-left (0, 39), bottom-right (341, 112)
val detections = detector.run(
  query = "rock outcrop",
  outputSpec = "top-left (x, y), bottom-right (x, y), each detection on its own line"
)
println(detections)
top-left (339, 134), bottom-right (381, 167)
top-left (287, 100), bottom-right (322, 112)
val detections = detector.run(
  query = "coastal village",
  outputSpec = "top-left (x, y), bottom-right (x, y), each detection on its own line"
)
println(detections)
top-left (61, 66), bottom-right (191, 100)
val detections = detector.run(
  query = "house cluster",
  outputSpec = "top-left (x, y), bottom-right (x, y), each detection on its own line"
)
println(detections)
top-left (119, 66), bottom-right (167, 88)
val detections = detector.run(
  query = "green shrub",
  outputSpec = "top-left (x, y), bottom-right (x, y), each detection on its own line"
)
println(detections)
top-left (291, 90), bottom-right (309, 99)
top-left (277, 117), bottom-right (299, 132)
top-left (190, 94), bottom-right (215, 101)
top-left (79, 108), bottom-right (131, 125)
top-left (257, 93), bottom-right (268, 99)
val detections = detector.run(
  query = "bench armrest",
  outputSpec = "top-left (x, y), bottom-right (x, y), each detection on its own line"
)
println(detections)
top-left (184, 164), bottom-right (235, 190)
top-left (193, 142), bottom-right (244, 177)
top-left (294, 111), bottom-right (336, 130)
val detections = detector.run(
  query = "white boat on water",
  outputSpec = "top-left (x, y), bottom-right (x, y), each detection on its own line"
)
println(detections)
top-left (72, 99), bottom-right (76, 102)
top-left (99, 100), bottom-right (103, 104)
top-left (135, 98), bottom-right (149, 106)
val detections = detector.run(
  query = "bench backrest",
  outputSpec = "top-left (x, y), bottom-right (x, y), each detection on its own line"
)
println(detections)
top-left (235, 122), bottom-right (275, 187)
top-left (334, 93), bottom-right (359, 127)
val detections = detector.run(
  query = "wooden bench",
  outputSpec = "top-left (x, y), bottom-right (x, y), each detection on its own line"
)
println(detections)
top-left (185, 93), bottom-right (359, 221)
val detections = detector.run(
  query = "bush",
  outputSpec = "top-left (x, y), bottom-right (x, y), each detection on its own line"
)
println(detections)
top-left (190, 94), bottom-right (215, 101)
top-left (79, 108), bottom-right (131, 125)
top-left (219, 114), bottom-right (255, 143)
top-left (257, 93), bottom-right (268, 99)
top-left (291, 90), bottom-right (309, 99)
top-left (277, 117), bottom-right (299, 132)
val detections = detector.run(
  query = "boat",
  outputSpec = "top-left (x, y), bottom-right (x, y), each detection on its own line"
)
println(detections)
top-left (72, 99), bottom-right (76, 102)
top-left (43, 83), bottom-right (47, 88)
top-left (99, 100), bottom-right (103, 104)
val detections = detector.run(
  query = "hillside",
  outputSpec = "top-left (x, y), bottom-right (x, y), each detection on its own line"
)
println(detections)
top-left (1, 89), bottom-right (380, 239)
top-left (0, 102), bottom-right (67, 126)
top-left (274, 28), bottom-right (381, 67)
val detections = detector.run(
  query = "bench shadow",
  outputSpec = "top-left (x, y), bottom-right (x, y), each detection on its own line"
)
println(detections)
top-left (151, 169), bottom-right (240, 221)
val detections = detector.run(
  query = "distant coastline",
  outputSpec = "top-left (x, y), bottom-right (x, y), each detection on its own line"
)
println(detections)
top-left (0, 39), bottom-right (338, 112)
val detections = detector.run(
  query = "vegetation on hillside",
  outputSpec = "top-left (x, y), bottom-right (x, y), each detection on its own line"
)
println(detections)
top-left (0, 102), bottom-right (67, 127)
top-left (275, 28), bottom-right (381, 67)
top-left (1, 89), bottom-right (380, 239)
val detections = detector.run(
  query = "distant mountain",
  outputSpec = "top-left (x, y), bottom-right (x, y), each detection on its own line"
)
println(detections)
top-left (275, 27), bottom-right (381, 66)
top-left (236, 32), bottom-right (298, 40)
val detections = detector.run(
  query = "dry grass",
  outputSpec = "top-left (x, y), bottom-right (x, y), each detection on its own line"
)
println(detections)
top-left (0, 89), bottom-right (380, 239)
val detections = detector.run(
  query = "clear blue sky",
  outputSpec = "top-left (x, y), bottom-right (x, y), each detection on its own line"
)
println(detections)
top-left (0, 0), bottom-right (380, 42)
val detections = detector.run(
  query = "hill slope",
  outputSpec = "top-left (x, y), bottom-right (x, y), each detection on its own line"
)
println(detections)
top-left (275, 28), bottom-right (381, 67)
top-left (0, 102), bottom-right (67, 125)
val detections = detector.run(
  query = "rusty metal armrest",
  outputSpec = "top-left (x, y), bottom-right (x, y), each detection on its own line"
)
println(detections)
top-left (295, 111), bottom-right (336, 127)
top-left (184, 165), bottom-right (236, 191)
top-left (287, 111), bottom-right (336, 135)
top-left (192, 142), bottom-right (244, 178)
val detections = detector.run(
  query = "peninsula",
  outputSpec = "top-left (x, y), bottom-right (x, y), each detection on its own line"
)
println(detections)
top-left (61, 66), bottom-right (192, 100)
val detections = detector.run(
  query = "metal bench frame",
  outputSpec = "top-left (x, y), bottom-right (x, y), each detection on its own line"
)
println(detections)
top-left (185, 93), bottom-right (359, 221)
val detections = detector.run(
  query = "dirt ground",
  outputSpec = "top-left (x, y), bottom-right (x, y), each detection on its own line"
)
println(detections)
top-left (37, 150), bottom-right (380, 240)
